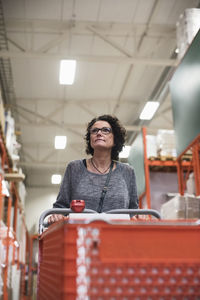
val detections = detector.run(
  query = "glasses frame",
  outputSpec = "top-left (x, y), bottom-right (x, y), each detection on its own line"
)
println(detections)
top-left (90, 127), bottom-right (112, 135)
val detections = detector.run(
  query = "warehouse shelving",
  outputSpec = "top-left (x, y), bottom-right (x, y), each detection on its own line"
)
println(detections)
top-left (0, 126), bottom-right (31, 300)
top-left (176, 134), bottom-right (200, 196)
top-left (141, 127), bottom-right (198, 209)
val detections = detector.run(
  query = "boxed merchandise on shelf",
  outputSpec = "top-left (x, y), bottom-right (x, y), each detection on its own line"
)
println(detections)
top-left (1, 178), bottom-right (7, 216)
top-left (161, 194), bottom-right (186, 219)
top-left (0, 106), bottom-right (28, 300)
top-left (18, 181), bottom-right (26, 207)
top-left (0, 220), bottom-right (15, 264)
top-left (146, 129), bottom-right (177, 159)
top-left (156, 129), bottom-right (177, 158)
top-left (2, 180), bottom-right (10, 198)
top-left (185, 194), bottom-right (200, 219)
top-left (0, 90), bottom-right (5, 133)
top-left (0, 221), bottom-right (6, 268)
top-left (10, 264), bottom-right (21, 300)
top-left (146, 135), bottom-right (157, 158)
top-left (0, 217), bottom-right (24, 297)
top-left (186, 172), bottom-right (196, 194)
top-left (4, 110), bottom-right (15, 157)
top-left (15, 212), bottom-right (26, 264)
top-left (161, 194), bottom-right (200, 219)
top-left (4, 110), bottom-right (21, 171)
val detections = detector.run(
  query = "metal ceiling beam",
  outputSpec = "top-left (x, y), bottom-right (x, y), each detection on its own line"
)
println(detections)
top-left (113, 64), bottom-right (134, 114)
top-left (16, 121), bottom-right (142, 132)
top-left (39, 102), bottom-right (65, 125)
top-left (16, 121), bottom-right (141, 131)
top-left (87, 25), bottom-right (134, 117)
top-left (78, 103), bottom-right (96, 118)
top-left (87, 25), bottom-right (133, 57)
top-left (21, 141), bottom-right (83, 149)
top-left (5, 19), bottom-right (176, 37)
top-left (22, 149), bottom-right (37, 163)
top-left (113, 0), bottom-right (159, 115)
top-left (0, 50), bottom-right (178, 66)
top-left (16, 108), bottom-right (34, 123)
top-left (11, 103), bottom-right (83, 137)
top-left (36, 31), bottom-right (69, 53)
top-left (18, 160), bottom-right (69, 169)
top-left (16, 96), bottom-right (139, 105)
top-left (0, 33), bottom-right (26, 51)
top-left (15, 121), bottom-right (85, 130)
top-left (40, 149), bottom-right (58, 163)
top-left (137, 0), bottom-right (159, 51)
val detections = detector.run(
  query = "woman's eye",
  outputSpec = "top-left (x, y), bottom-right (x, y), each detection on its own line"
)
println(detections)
top-left (91, 128), bottom-right (98, 134)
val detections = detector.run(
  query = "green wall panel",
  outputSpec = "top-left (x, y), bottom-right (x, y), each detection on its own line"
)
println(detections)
top-left (128, 132), bottom-right (145, 196)
top-left (170, 29), bottom-right (200, 156)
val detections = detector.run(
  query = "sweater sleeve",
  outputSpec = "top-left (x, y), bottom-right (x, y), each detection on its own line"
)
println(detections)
top-left (53, 163), bottom-right (71, 208)
top-left (123, 164), bottom-right (139, 209)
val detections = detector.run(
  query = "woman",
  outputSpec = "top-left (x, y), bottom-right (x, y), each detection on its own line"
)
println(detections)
top-left (48, 114), bottom-right (138, 223)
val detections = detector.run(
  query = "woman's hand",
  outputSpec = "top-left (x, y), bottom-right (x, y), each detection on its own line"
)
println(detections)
top-left (48, 214), bottom-right (64, 224)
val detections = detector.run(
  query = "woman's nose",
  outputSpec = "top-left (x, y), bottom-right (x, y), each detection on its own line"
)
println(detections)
top-left (97, 131), bottom-right (102, 136)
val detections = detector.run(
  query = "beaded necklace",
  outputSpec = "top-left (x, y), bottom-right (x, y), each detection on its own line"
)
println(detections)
top-left (91, 158), bottom-right (112, 174)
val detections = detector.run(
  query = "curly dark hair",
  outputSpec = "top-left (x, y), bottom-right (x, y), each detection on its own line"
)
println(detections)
top-left (85, 114), bottom-right (126, 161)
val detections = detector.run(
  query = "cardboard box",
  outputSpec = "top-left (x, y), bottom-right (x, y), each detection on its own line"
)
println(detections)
top-left (161, 194), bottom-right (186, 219)
top-left (156, 129), bottom-right (177, 158)
top-left (185, 195), bottom-right (200, 219)
top-left (161, 194), bottom-right (200, 219)
top-left (0, 91), bottom-right (5, 133)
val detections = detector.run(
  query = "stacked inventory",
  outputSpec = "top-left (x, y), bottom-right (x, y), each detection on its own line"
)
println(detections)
top-left (146, 130), bottom-right (177, 160)
top-left (0, 91), bottom-right (29, 300)
top-left (161, 194), bottom-right (200, 219)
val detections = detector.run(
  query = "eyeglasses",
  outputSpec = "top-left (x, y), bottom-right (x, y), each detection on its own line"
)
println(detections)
top-left (90, 127), bottom-right (112, 135)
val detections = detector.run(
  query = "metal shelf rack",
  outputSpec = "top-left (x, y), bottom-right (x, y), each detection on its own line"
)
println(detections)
top-left (0, 127), bottom-right (30, 300)
top-left (141, 127), bottom-right (199, 209)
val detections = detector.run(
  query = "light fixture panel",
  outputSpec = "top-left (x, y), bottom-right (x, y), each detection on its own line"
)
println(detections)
top-left (51, 174), bottom-right (62, 185)
top-left (139, 101), bottom-right (160, 120)
top-left (59, 59), bottom-right (76, 85)
top-left (55, 136), bottom-right (67, 149)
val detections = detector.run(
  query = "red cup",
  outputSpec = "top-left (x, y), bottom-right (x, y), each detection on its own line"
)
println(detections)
top-left (70, 200), bottom-right (85, 213)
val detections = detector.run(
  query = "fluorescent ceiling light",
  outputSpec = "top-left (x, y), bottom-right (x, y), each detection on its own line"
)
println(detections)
top-left (51, 174), bottom-right (62, 185)
top-left (119, 145), bottom-right (131, 158)
top-left (59, 59), bottom-right (76, 85)
top-left (139, 101), bottom-right (160, 120)
top-left (55, 136), bottom-right (67, 149)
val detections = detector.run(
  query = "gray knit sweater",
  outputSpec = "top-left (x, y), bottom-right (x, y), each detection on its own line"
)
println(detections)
top-left (53, 159), bottom-right (138, 212)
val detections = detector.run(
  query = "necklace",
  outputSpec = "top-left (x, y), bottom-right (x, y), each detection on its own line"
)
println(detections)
top-left (91, 158), bottom-right (112, 174)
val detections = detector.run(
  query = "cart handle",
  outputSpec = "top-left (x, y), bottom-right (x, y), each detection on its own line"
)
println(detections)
top-left (106, 208), bottom-right (161, 219)
top-left (38, 208), bottom-right (161, 234)
top-left (38, 208), bottom-right (97, 234)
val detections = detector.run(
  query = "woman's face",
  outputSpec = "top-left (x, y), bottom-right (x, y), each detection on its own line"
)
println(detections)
top-left (90, 120), bottom-right (114, 152)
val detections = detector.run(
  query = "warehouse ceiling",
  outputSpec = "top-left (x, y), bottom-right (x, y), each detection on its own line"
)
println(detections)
top-left (0, 0), bottom-right (199, 188)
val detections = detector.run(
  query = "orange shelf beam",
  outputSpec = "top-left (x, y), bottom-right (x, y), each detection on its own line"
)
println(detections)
top-left (142, 127), bottom-right (151, 209)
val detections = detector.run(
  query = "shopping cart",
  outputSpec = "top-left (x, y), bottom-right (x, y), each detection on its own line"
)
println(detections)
top-left (37, 206), bottom-right (200, 300)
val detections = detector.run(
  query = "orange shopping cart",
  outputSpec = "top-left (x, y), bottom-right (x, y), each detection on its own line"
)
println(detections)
top-left (37, 206), bottom-right (200, 300)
